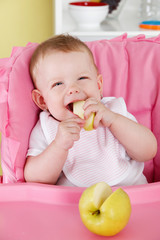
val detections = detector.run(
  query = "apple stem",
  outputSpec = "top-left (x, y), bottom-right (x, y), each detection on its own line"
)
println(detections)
top-left (92, 210), bottom-right (100, 216)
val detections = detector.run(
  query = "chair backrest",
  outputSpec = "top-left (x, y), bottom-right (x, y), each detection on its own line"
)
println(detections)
top-left (0, 43), bottom-right (40, 183)
top-left (0, 34), bottom-right (160, 183)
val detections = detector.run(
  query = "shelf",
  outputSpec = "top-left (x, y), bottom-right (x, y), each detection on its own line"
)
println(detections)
top-left (54, 0), bottom-right (160, 40)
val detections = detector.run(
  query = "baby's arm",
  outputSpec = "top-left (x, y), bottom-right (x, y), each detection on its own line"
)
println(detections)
top-left (84, 98), bottom-right (157, 162)
top-left (24, 117), bottom-right (84, 184)
top-left (108, 113), bottom-right (157, 162)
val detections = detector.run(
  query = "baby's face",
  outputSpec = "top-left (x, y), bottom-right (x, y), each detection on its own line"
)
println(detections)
top-left (33, 50), bottom-right (103, 121)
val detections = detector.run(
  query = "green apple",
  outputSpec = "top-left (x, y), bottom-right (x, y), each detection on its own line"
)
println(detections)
top-left (79, 182), bottom-right (131, 236)
top-left (73, 101), bottom-right (95, 131)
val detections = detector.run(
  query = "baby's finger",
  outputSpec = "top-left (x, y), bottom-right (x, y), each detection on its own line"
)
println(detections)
top-left (68, 124), bottom-right (82, 133)
top-left (93, 112), bottom-right (102, 129)
top-left (72, 118), bottom-right (85, 128)
top-left (83, 98), bottom-right (98, 110)
top-left (68, 117), bottom-right (85, 123)
top-left (84, 104), bottom-right (98, 120)
top-left (73, 117), bottom-right (85, 124)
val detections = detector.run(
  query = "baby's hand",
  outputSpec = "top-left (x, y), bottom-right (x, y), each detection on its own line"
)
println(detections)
top-left (83, 98), bottom-right (116, 129)
top-left (54, 118), bottom-right (84, 151)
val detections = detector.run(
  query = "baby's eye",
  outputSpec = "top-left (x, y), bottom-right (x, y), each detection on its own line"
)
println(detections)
top-left (52, 82), bottom-right (63, 88)
top-left (78, 76), bottom-right (89, 80)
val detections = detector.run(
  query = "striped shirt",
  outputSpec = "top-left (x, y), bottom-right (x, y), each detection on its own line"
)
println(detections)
top-left (27, 97), bottom-right (144, 187)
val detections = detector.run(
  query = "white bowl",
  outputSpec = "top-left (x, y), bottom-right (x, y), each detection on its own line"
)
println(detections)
top-left (69, 1), bottom-right (109, 30)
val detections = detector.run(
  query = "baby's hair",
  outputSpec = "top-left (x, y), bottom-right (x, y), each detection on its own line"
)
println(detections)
top-left (30, 34), bottom-right (97, 87)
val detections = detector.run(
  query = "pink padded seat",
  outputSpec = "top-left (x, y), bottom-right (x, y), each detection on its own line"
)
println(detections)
top-left (0, 34), bottom-right (160, 183)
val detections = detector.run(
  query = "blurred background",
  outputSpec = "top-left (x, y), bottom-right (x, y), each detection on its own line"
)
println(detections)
top-left (0, 0), bottom-right (54, 175)
top-left (0, 0), bottom-right (54, 58)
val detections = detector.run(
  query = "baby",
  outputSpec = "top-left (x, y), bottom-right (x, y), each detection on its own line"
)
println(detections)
top-left (24, 34), bottom-right (157, 187)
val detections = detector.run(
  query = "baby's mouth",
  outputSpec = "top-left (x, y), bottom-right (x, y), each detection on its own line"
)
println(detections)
top-left (66, 102), bottom-right (73, 112)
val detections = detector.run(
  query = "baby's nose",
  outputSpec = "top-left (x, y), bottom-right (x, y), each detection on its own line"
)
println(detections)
top-left (67, 86), bottom-right (80, 95)
top-left (69, 89), bottom-right (79, 95)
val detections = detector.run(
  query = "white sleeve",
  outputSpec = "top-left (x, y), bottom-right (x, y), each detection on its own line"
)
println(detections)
top-left (26, 120), bottom-right (48, 157)
top-left (102, 97), bottom-right (137, 122)
top-left (118, 97), bottom-right (137, 122)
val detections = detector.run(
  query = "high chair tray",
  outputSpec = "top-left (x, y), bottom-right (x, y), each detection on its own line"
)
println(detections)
top-left (0, 182), bottom-right (160, 240)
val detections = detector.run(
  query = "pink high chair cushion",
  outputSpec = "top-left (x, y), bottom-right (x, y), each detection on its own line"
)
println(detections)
top-left (0, 34), bottom-right (160, 183)
top-left (0, 43), bottom-right (40, 183)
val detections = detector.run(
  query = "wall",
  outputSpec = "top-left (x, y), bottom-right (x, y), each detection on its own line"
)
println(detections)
top-left (0, 0), bottom-right (54, 176)
top-left (0, 0), bottom-right (53, 58)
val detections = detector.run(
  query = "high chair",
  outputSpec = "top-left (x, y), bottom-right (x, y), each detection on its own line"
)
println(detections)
top-left (0, 34), bottom-right (160, 239)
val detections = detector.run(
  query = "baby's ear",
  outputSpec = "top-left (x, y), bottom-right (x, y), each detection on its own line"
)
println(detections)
top-left (97, 74), bottom-right (103, 95)
top-left (32, 89), bottom-right (47, 110)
